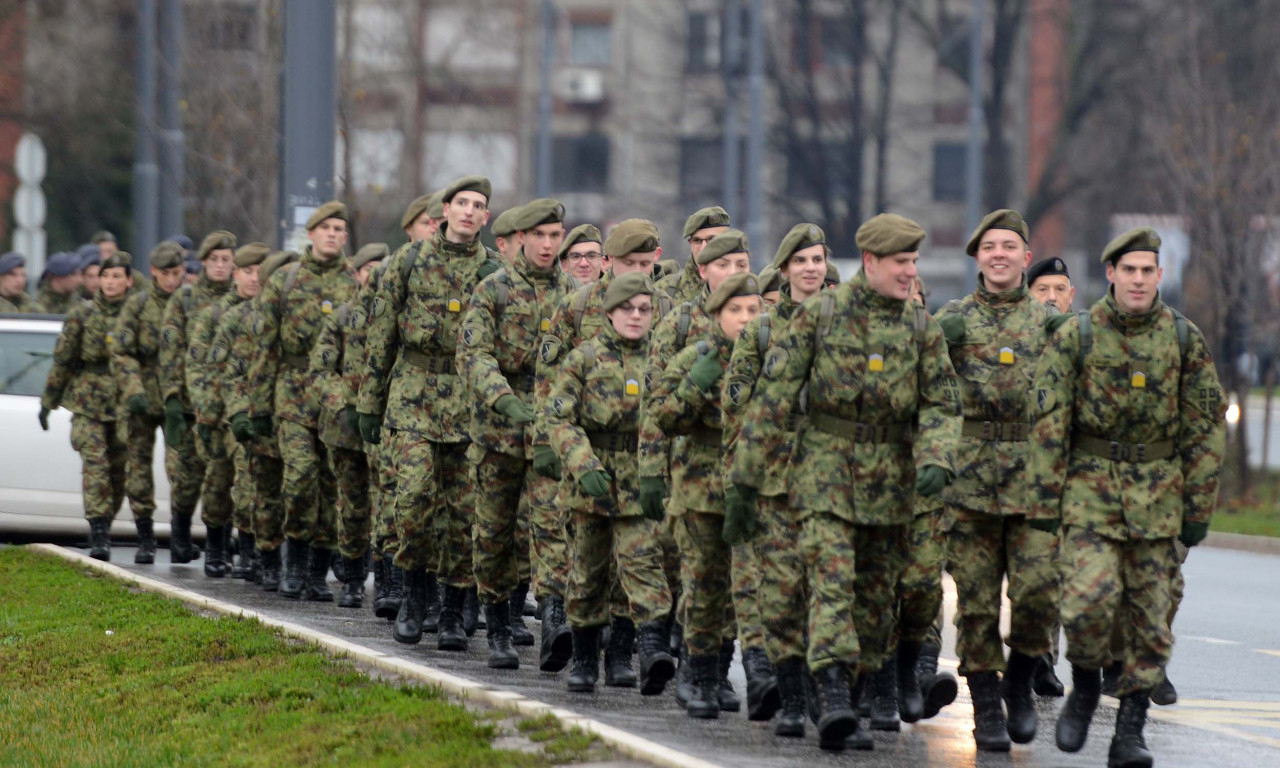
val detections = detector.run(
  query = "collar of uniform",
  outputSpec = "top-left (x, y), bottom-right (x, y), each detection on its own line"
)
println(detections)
top-left (514, 249), bottom-right (558, 282)
top-left (851, 269), bottom-right (906, 312)
top-left (975, 273), bottom-right (1027, 310)
top-left (148, 279), bottom-right (176, 301)
top-left (1103, 287), bottom-right (1164, 330)
top-left (227, 291), bottom-right (249, 307)
top-left (95, 291), bottom-right (128, 311)
top-left (433, 227), bottom-right (481, 258)
top-left (198, 272), bottom-right (233, 298)
top-left (302, 243), bottom-right (347, 274)
top-left (775, 283), bottom-right (801, 319)
top-left (600, 319), bottom-right (648, 352)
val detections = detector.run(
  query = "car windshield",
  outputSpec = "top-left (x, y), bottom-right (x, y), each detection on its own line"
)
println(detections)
top-left (0, 330), bottom-right (56, 397)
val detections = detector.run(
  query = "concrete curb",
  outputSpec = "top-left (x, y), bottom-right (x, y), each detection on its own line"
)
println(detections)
top-left (28, 543), bottom-right (723, 768)
top-left (1204, 531), bottom-right (1280, 556)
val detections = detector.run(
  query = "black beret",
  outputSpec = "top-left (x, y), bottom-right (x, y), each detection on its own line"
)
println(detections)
top-left (1026, 257), bottom-right (1070, 286)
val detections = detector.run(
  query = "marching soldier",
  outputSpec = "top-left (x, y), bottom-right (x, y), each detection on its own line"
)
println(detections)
top-left (656, 206), bottom-right (732, 302)
top-left (36, 252), bottom-right (83, 315)
top-left (0, 252), bottom-right (44, 313)
top-left (490, 205), bottom-right (523, 263)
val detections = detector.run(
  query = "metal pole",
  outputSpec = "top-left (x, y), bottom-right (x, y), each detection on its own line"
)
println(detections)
top-left (535, 0), bottom-right (555, 197)
top-left (278, 0), bottom-right (337, 249)
top-left (964, 0), bottom-right (986, 290)
top-left (157, 0), bottom-right (185, 255)
top-left (131, 0), bottom-right (159, 265)
top-left (721, 0), bottom-right (740, 215)
top-left (744, 0), bottom-right (766, 269)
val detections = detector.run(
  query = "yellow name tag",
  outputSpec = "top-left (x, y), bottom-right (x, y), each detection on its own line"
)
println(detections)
top-left (321, 300), bottom-right (333, 315)
top-left (447, 298), bottom-right (461, 313)
top-left (540, 319), bottom-right (551, 332)
top-left (625, 379), bottom-right (640, 396)
top-left (999, 347), bottom-right (1015, 365)
top-left (1131, 372), bottom-right (1147, 389)
top-left (868, 353), bottom-right (884, 372)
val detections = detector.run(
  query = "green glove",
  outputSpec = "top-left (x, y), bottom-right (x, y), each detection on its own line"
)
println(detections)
top-left (163, 397), bottom-right (187, 447)
top-left (915, 465), bottom-right (950, 497)
top-left (1045, 313), bottom-right (1072, 334)
top-left (533, 445), bottom-right (562, 480)
top-left (344, 405), bottom-right (359, 434)
top-left (639, 477), bottom-right (667, 521)
top-left (938, 315), bottom-right (966, 345)
top-left (579, 470), bottom-right (612, 498)
top-left (197, 424), bottom-right (213, 452)
top-left (37, 406), bottom-right (50, 431)
top-left (126, 395), bottom-right (150, 415)
top-left (494, 394), bottom-right (535, 424)
top-left (1029, 518), bottom-right (1061, 536)
top-left (688, 349), bottom-right (724, 392)
top-left (1179, 521), bottom-right (1209, 548)
top-left (722, 484), bottom-right (759, 545)
top-left (477, 260), bottom-right (501, 280)
top-left (358, 412), bottom-right (382, 444)
top-left (230, 412), bottom-right (254, 444)
top-left (251, 414), bottom-right (274, 438)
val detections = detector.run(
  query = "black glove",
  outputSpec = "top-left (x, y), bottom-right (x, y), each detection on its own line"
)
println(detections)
top-left (38, 406), bottom-right (50, 432)
top-left (251, 414), bottom-right (274, 438)
top-left (1028, 518), bottom-right (1061, 536)
top-left (126, 395), bottom-right (150, 415)
top-left (344, 405), bottom-right (360, 434)
top-left (639, 477), bottom-right (666, 522)
top-left (230, 412), bottom-right (254, 444)
top-left (358, 412), bottom-right (383, 444)
top-left (1179, 521), bottom-right (1209, 548)
top-left (722, 484), bottom-right (759, 545)
top-left (163, 397), bottom-right (186, 447)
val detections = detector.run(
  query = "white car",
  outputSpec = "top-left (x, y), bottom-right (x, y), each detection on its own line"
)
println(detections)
top-left (0, 313), bottom-right (200, 540)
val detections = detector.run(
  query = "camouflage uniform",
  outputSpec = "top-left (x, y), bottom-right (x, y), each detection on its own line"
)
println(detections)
top-left (205, 297), bottom-right (262, 544)
top-left (0, 291), bottom-right (45, 313)
top-left (185, 291), bottom-right (248, 528)
top-left (36, 286), bottom-right (79, 316)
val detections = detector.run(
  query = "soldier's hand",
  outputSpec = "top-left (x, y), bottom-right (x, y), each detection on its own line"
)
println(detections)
top-left (533, 445), bottom-right (562, 480)
top-left (37, 406), bottom-right (50, 432)
top-left (914, 465), bottom-right (950, 497)
top-left (688, 349), bottom-right (724, 393)
top-left (494, 394), bottom-right (535, 424)
top-left (639, 477), bottom-right (667, 521)
top-left (197, 424), bottom-right (213, 452)
top-left (1045, 313), bottom-right (1073, 334)
top-left (477, 259), bottom-right (501, 280)
top-left (163, 397), bottom-right (187, 447)
top-left (126, 395), bottom-right (150, 415)
top-left (251, 414), bottom-right (274, 438)
top-left (230, 412), bottom-right (254, 444)
top-left (1028, 517), bottom-right (1061, 536)
top-left (358, 412), bottom-right (383, 444)
top-left (579, 470), bottom-right (612, 498)
top-left (938, 315), bottom-right (966, 344)
top-left (722, 484), bottom-right (758, 545)
top-left (344, 405), bottom-right (360, 434)
top-left (1179, 520), bottom-right (1209, 548)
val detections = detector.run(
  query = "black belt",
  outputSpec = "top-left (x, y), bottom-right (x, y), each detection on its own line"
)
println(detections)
top-left (588, 431), bottom-right (638, 453)
top-left (79, 362), bottom-right (110, 374)
top-left (809, 413), bottom-right (911, 444)
top-left (687, 425), bottom-right (722, 446)
top-left (280, 352), bottom-right (309, 370)
top-left (1073, 432), bottom-right (1175, 463)
top-left (402, 349), bottom-right (455, 375)
top-left (504, 371), bottom-right (535, 393)
top-left (962, 419), bottom-right (1030, 441)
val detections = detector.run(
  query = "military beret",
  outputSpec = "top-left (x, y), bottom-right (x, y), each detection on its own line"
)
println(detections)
top-left (91, 230), bottom-right (117, 245)
top-left (44, 252), bottom-right (80, 277)
top-left (441, 174), bottom-right (492, 203)
top-left (757, 266), bottom-right (784, 294)
top-left (0, 251), bottom-right (24, 275)
top-left (261, 251), bottom-right (299, 283)
top-left (198, 230), bottom-right (238, 260)
top-left (510, 198), bottom-right (565, 231)
top-left (233, 242), bottom-right (272, 268)
top-left (558, 224), bottom-right (603, 259)
top-left (653, 259), bottom-right (680, 279)
top-left (149, 241), bottom-right (185, 270)
top-left (490, 206), bottom-right (523, 238)
top-left (305, 201), bottom-right (348, 231)
top-left (825, 262), bottom-right (841, 285)
top-left (101, 251), bottom-right (133, 272)
top-left (167, 234), bottom-right (193, 251)
top-left (1101, 226), bottom-right (1161, 265)
top-left (855, 213), bottom-right (926, 256)
top-left (695, 228), bottom-right (749, 265)
top-left (184, 257), bottom-right (202, 275)
top-left (1027, 257), bottom-right (1070, 286)
top-left (965, 208), bottom-right (1030, 257)
top-left (683, 206), bottom-right (732, 239)
top-left (604, 218), bottom-right (661, 258)
top-left (400, 190), bottom-right (445, 230)
top-left (76, 244), bottom-right (101, 269)
top-left (705, 272), bottom-right (761, 313)
top-left (603, 271), bottom-right (655, 312)
top-left (772, 223), bottom-right (826, 269)
top-left (352, 242), bottom-right (390, 269)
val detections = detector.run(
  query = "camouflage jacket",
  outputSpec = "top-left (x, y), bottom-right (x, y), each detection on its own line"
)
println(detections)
top-left (655, 258), bottom-right (704, 304)
top-left (247, 245), bottom-right (357, 428)
top-left (1027, 292), bottom-right (1226, 540)
top-left (638, 288), bottom-right (714, 480)
top-left (309, 297), bottom-right (363, 451)
top-left (458, 250), bottom-right (577, 458)
top-left (112, 281), bottom-right (176, 417)
top-left (221, 294), bottom-right (281, 459)
top-left (41, 293), bottom-right (127, 420)
top-left (546, 324), bottom-right (649, 517)
top-left (934, 278), bottom-right (1053, 517)
top-left (186, 291), bottom-right (249, 427)
top-left (202, 297), bottom-right (257, 429)
top-left (0, 292), bottom-right (45, 314)
top-left (729, 271), bottom-right (962, 526)
top-left (532, 274), bottom-right (609, 448)
top-left (159, 274), bottom-right (232, 411)
top-left (358, 230), bottom-right (499, 441)
top-left (37, 286), bottom-right (79, 316)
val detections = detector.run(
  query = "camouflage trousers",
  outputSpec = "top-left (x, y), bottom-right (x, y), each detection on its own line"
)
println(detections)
top-left (71, 415), bottom-right (126, 521)
top-left (897, 508), bottom-right (947, 648)
top-left (529, 474), bottom-right (569, 600)
top-left (328, 444), bottom-right (371, 561)
top-left (802, 513), bottom-right (907, 676)
top-left (1107, 539), bottom-right (1186, 660)
top-left (370, 439), bottom-right (398, 553)
top-left (755, 492), bottom-right (809, 664)
top-left (277, 419), bottom-right (337, 548)
top-left (123, 411), bottom-right (163, 519)
top-left (732, 541), bottom-right (765, 649)
top-left (230, 440), bottom-right (254, 532)
top-left (250, 445), bottom-right (285, 551)
top-left (165, 420), bottom-right (207, 515)
top-left (672, 509), bottom-right (733, 657)
top-left (567, 512), bottom-right (670, 628)
top-left (659, 509), bottom-right (683, 610)
top-left (471, 449), bottom-right (534, 603)
top-left (194, 426), bottom-right (235, 527)
top-left (1061, 526), bottom-right (1176, 697)
top-left (386, 432), bottom-right (475, 584)
top-left (948, 509), bottom-right (1059, 675)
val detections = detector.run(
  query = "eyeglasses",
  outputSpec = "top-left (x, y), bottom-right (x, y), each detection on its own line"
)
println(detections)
top-left (561, 251), bottom-right (603, 263)
top-left (689, 235), bottom-right (715, 247)
top-left (614, 302), bottom-right (653, 316)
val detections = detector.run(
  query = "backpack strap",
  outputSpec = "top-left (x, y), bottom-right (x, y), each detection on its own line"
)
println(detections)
top-left (581, 340), bottom-right (596, 374)
top-left (495, 275), bottom-right (510, 322)
top-left (657, 293), bottom-right (673, 318)
top-left (337, 302), bottom-right (351, 328)
top-left (572, 284), bottom-right (593, 338)
top-left (278, 262), bottom-right (302, 317)
top-left (1169, 306), bottom-right (1190, 358)
top-left (1076, 309), bottom-right (1092, 371)
top-left (912, 304), bottom-right (928, 347)
top-left (676, 302), bottom-right (693, 349)
top-left (812, 290), bottom-right (835, 359)
top-left (181, 284), bottom-right (194, 316)
top-left (757, 313), bottom-right (772, 359)
top-left (397, 241), bottom-right (423, 304)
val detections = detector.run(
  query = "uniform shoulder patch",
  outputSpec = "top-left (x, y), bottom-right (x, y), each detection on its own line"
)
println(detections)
top-left (540, 336), bottom-right (562, 365)
top-left (552, 397), bottom-right (568, 417)
top-left (763, 348), bottom-right (789, 379)
top-left (1037, 388), bottom-right (1055, 414)
top-left (726, 378), bottom-right (748, 407)
top-left (463, 325), bottom-right (479, 347)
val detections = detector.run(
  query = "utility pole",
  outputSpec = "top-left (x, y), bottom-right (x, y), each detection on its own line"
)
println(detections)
top-left (157, 0), bottom-right (185, 253)
top-left (721, 0), bottom-right (741, 216)
top-left (535, 0), bottom-right (555, 197)
top-left (744, 0), bottom-right (766, 269)
top-left (278, 0), bottom-right (337, 250)
top-left (964, 0), bottom-right (986, 290)
top-left (131, 0), bottom-right (159, 266)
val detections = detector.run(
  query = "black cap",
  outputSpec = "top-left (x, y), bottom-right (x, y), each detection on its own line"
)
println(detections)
top-left (1026, 257), bottom-right (1070, 286)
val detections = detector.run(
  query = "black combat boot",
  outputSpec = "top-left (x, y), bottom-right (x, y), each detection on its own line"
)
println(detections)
top-left (375, 551), bottom-right (403, 620)
top-left (169, 509), bottom-right (200, 563)
top-left (674, 643), bottom-right (695, 707)
top-left (1151, 672), bottom-right (1177, 706)
top-left (250, 547), bottom-right (264, 584)
top-left (813, 664), bottom-right (857, 751)
top-left (605, 616), bottom-right (638, 688)
top-left (485, 601), bottom-right (519, 669)
top-left (437, 584), bottom-right (468, 651)
top-left (462, 585), bottom-right (481, 637)
top-left (423, 572), bottom-right (441, 633)
top-left (667, 610), bottom-right (683, 657)
top-left (742, 646), bottom-right (780, 721)
top-left (338, 555), bottom-right (365, 608)
top-left (968, 671), bottom-right (1011, 752)
top-left (1034, 652), bottom-right (1066, 697)
top-left (1108, 692), bottom-right (1154, 768)
top-left (508, 582), bottom-right (534, 647)
top-left (394, 569), bottom-right (428, 644)
top-left (897, 642), bottom-right (924, 723)
top-left (1056, 664), bottom-right (1102, 752)
top-left (203, 524), bottom-right (228, 577)
top-left (868, 655), bottom-right (901, 731)
top-left (87, 517), bottom-right (111, 562)
top-left (538, 595), bottom-right (573, 672)
top-left (846, 671), bottom-right (874, 750)
top-left (328, 550), bottom-right (345, 583)
top-left (717, 638), bottom-right (740, 712)
top-left (917, 642), bottom-right (957, 719)
top-left (567, 625), bottom-right (601, 693)
top-left (1101, 661), bottom-right (1121, 696)
top-left (279, 538), bottom-right (308, 598)
top-left (259, 547), bottom-right (282, 591)
top-left (372, 553), bottom-right (387, 611)
top-left (304, 546), bottom-right (334, 601)
top-left (637, 620), bottom-right (675, 695)
top-left (686, 653), bottom-right (721, 719)
top-left (134, 518), bottom-right (156, 565)
top-left (230, 530), bottom-right (256, 579)
top-left (773, 658), bottom-right (807, 737)
top-left (1003, 650), bottom-right (1039, 743)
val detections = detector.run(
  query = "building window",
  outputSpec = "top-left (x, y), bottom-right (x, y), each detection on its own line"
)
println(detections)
top-left (551, 133), bottom-right (610, 193)
top-left (792, 14), bottom-right (860, 72)
top-left (423, 131), bottom-right (517, 193)
top-left (685, 12), bottom-right (720, 73)
top-left (932, 142), bottom-right (966, 202)
top-left (679, 136), bottom-right (745, 211)
top-left (569, 21), bottom-right (611, 67)
top-left (786, 141), bottom-right (858, 200)
top-left (199, 4), bottom-right (256, 52)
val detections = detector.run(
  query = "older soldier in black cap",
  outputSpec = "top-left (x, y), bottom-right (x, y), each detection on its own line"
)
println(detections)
top-left (1028, 257), bottom-right (1075, 314)
top-left (0, 252), bottom-right (44, 313)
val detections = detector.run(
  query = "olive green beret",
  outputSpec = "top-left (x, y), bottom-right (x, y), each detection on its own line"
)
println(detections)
top-left (855, 213), bottom-right (925, 256)
top-left (965, 208), bottom-right (1030, 257)
top-left (400, 190), bottom-right (445, 230)
top-left (233, 242), bottom-right (271, 268)
top-left (490, 206), bottom-right (522, 238)
top-left (558, 224), bottom-right (603, 259)
top-left (91, 230), bottom-right (116, 245)
top-left (653, 259), bottom-right (680, 279)
top-left (683, 206), bottom-right (732, 239)
top-left (604, 218), bottom-right (661, 258)
top-left (705, 272), bottom-right (761, 313)
top-left (149, 241), bottom-right (185, 270)
top-left (509, 198), bottom-right (565, 231)
top-left (772, 223), bottom-right (826, 269)
top-left (101, 251), bottom-right (133, 271)
top-left (1101, 226), bottom-right (1161, 265)
top-left (757, 266), bottom-right (784, 294)
top-left (441, 174), bottom-right (492, 203)
top-left (695, 228), bottom-right (749, 265)
top-left (825, 262), bottom-right (841, 285)
top-left (305, 201), bottom-right (348, 231)
top-left (261, 251), bottom-right (299, 283)
top-left (198, 230), bottom-right (238, 260)
top-left (602, 271), bottom-right (655, 312)
top-left (353, 242), bottom-right (390, 270)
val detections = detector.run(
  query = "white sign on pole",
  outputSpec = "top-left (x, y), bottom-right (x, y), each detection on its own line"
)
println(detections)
top-left (12, 132), bottom-right (49, 286)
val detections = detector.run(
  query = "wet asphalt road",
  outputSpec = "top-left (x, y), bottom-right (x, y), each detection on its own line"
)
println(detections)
top-left (64, 543), bottom-right (1280, 768)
